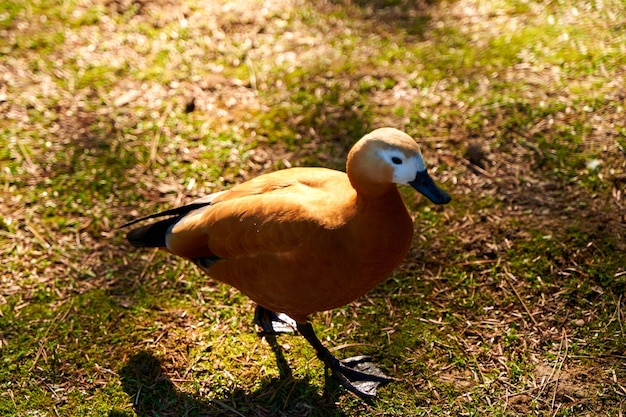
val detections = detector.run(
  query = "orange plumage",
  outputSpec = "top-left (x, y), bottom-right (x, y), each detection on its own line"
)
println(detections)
top-left (124, 127), bottom-right (451, 397)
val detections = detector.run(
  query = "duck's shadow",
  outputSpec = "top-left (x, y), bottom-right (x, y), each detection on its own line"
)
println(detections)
top-left (109, 335), bottom-right (347, 417)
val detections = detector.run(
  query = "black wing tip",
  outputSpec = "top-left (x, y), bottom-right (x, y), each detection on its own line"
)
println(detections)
top-left (126, 219), bottom-right (176, 248)
top-left (119, 201), bottom-right (214, 230)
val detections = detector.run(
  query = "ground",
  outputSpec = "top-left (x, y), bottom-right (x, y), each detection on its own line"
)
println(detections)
top-left (0, 0), bottom-right (625, 416)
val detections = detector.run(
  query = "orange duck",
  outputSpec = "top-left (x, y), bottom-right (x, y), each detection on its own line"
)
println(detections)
top-left (123, 127), bottom-right (451, 397)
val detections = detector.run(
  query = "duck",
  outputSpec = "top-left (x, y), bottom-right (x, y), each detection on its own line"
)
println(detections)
top-left (122, 127), bottom-right (451, 397)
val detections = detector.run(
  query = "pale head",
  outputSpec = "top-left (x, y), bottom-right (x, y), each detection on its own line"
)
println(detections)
top-left (347, 128), bottom-right (451, 204)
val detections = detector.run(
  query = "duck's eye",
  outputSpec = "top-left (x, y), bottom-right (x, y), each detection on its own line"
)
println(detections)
top-left (391, 156), bottom-right (403, 165)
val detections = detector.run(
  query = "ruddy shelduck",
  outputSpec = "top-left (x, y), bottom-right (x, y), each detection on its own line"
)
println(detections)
top-left (123, 127), bottom-right (451, 397)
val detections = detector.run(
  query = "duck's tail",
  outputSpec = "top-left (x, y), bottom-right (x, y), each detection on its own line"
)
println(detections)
top-left (122, 202), bottom-right (213, 248)
top-left (126, 217), bottom-right (179, 248)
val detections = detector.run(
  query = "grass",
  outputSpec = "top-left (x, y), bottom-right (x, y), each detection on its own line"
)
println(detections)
top-left (1, 0), bottom-right (625, 415)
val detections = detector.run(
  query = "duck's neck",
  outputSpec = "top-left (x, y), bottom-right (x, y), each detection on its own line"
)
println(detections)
top-left (349, 187), bottom-right (414, 270)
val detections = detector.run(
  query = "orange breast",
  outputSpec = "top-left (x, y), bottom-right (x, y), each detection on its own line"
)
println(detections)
top-left (165, 167), bottom-right (414, 322)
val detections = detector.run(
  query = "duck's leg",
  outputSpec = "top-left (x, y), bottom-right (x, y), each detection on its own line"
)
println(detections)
top-left (254, 305), bottom-right (298, 334)
top-left (296, 322), bottom-right (394, 398)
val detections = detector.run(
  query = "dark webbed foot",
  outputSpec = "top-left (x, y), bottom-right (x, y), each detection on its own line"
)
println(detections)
top-left (297, 322), bottom-right (394, 398)
top-left (253, 305), bottom-right (297, 335)
top-left (329, 355), bottom-right (394, 397)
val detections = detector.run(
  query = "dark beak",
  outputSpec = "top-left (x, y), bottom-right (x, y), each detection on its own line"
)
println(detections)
top-left (409, 170), bottom-right (451, 205)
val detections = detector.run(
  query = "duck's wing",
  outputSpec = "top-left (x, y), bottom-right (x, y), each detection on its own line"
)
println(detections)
top-left (165, 168), bottom-right (354, 260)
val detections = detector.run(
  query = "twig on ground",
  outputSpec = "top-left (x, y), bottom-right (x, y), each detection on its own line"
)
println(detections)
top-left (139, 102), bottom-right (173, 174)
top-left (212, 399), bottom-right (246, 417)
top-left (504, 270), bottom-right (541, 330)
top-left (550, 330), bottom-right (569, 415)
top-left (29, 302), bottom-right (72, 372)
top-left (615, 293), bottom-right (624, 337)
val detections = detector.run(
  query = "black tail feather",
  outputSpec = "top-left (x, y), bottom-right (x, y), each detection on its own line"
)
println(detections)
top-left (126, 217), bottom-right (180, 248)
top-left (120, 202), bottom-right (212, 229)
top-left (123, 201), bottom-right (214, 248)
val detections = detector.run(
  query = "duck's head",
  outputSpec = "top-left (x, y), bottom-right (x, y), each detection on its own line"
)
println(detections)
top-left (347, 128), bottom-right (451, 204)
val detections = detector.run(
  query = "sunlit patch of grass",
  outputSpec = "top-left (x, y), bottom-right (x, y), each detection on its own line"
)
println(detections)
top-left (253, 72), bottom-right (373, 168)
top-left (0, 1), bottom-right (24, 30)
